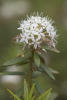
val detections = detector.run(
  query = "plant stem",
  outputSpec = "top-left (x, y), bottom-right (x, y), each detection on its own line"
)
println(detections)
top-left (30, 60), bottom-right (33, 88)
top-left (29, 49), bottom-right (34, 89)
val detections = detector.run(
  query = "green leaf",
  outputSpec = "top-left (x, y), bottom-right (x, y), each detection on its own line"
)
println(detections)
top-left (32, 71), bottom-right (41, 78)
top-left (49, 68), bottom-right (59, 74)
top-left (46, 47), bottom-right (60, 53)
top-left (38, 51), bottom-right (48, 65)
top-left (36, 88), bottom-right (52, 100)
top-left (42, 44), bottom-right (60, 53)
top-left (28, 84), bottom-right (35, 100)
top-left (0, 71), bottom-right (25, 75)
top-left (2, 57), bottom-right (28, 67)
top-left (24, 79), bottom-right (28, 100)
top-left (40, 63), bottom-right (55, 80)
top-left (7, 89), bottom-right (21, 100)
top-left (1, 51), bottom-right (32, 67)
top-left (33, 80), bottom-right (44, 94)
top-left (34, 52), bottom-right (40, 67)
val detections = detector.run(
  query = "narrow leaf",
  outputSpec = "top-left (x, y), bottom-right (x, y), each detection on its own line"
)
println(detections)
top-left (49, 68), bottom-right (59, 74)
top-left (47, 47), bottom-right (60, 53)
top-left (42, 45), bottom-right (60, 53)
top-left (7, 89), bottom-right (21, 100)
top-left (3, 57), bottom-right (29, 66)
top-left (34, 52), bottom-right (40, 67)
top-left (24, 79), bottom-right (28, 100)
top-left (28, 84), bottom-right (35, 100)
top-left (36, 88), bottom-right (52, 100)
top-left (38, 51), bottom-right (48, 65)
top-left (40, 63), bottom-right (55, 80)
top-left (33, 80), bottom-right (44, 94)
top-left (32, 71), bottom-right (41, 78)
top-left (1, 51), bottom-right (32, 67)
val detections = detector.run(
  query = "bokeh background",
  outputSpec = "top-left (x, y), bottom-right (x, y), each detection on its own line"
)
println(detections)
top-left (0, 0), bottom-right (67, 100)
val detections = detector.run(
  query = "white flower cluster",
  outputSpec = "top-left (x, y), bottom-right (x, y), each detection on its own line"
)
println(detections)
top-left (16, 16), bottom-right (57, 49)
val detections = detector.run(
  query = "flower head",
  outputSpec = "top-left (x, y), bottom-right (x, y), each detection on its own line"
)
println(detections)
top-left (16, 15), bottom-right (57, 49)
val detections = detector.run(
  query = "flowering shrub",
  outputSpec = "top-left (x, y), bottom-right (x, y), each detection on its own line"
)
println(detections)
top-left (0, 14), bottom-right (59, 100)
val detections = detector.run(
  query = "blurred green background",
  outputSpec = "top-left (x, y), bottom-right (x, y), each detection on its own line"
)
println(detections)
top-left (0, 0), bottom-right (67, 100)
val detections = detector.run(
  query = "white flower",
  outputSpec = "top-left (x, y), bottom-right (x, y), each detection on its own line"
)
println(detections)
top-left (16, 15), bottom-right (57, 49)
